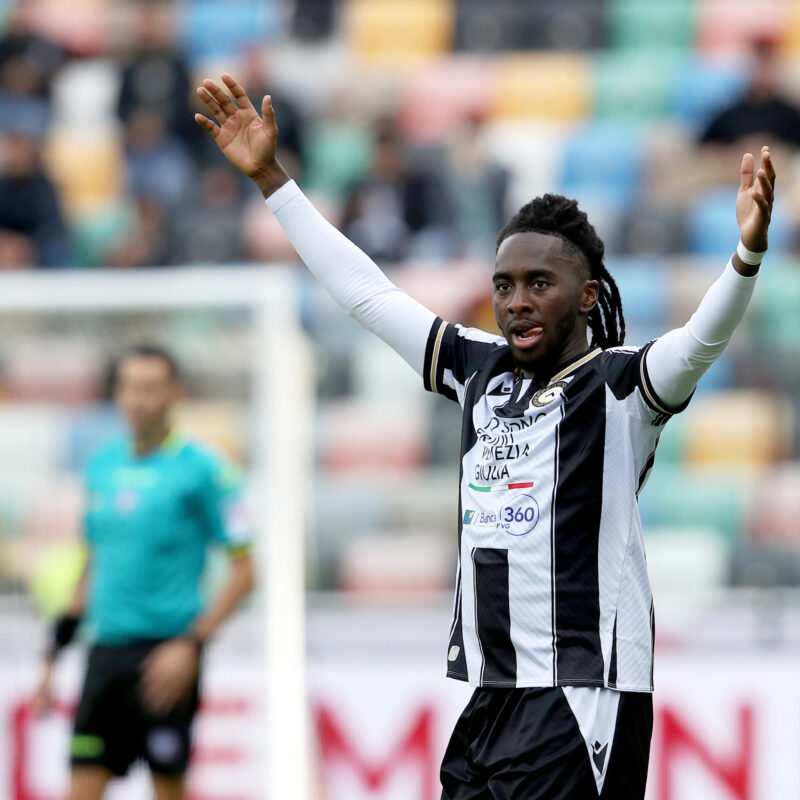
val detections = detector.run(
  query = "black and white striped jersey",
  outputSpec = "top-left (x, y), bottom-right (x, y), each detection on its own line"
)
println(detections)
top-left (423, 318), bottom-right (688, 692)
top-left (265, 180), bottom-right (759, 694)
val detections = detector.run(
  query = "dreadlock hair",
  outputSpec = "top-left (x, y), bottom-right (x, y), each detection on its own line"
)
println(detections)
top-left (496, 194), bottom-right (625, 349)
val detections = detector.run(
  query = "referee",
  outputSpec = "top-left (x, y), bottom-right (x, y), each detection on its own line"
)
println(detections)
top-left (196, 74), bottom-right (775, 798)
top-left (33, 345), bottom-right (255, 800)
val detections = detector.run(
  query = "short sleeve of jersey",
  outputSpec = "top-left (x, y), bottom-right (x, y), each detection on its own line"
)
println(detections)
top-left (422, 317), bottom-right (505, 404)
top-left (596, 340), bottom-right (693, 427)
top-left (199, 454), bottom-right (254, 556)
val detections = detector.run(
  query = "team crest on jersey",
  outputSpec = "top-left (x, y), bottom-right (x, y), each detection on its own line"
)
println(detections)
top-left (531, 380), bottom-right (568, 407)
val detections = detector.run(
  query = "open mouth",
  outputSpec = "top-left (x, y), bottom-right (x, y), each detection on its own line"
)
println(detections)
top-left (510, 326), bottom-right (543, 349)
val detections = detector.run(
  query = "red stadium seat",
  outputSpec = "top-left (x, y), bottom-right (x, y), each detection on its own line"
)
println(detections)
top-left (696, 0), bottom-right (786, 54)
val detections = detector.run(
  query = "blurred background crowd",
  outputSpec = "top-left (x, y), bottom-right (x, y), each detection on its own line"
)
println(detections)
top-left (1, 0), bottom-right (800, 638)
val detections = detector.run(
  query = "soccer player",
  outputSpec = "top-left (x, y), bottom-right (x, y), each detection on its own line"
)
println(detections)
top-left (195, 74), bottom-right (775, 798)
top-left (32, 344), bottom-right (255, 800)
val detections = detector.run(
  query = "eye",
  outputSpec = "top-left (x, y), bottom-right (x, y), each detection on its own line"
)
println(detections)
top-left (532, 279), bottom-right (549, 289)
top-left (494, 281), bottom-right (511, 293)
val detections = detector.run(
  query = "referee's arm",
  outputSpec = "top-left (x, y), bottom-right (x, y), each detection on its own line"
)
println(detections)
top-left (32, 554), bottom-right (90, 713)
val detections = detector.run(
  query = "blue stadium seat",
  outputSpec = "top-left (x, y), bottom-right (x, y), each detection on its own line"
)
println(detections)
top-left (179, 0), bottom-right (282, 66)
top-left (560, 121), bottom-right (647, 209)
top-left (606, 257), bottom-right (669, 324)
top-left (669, 57), bottom-right (747, 131)
top-left (687, 188), bottom-right (793, 256)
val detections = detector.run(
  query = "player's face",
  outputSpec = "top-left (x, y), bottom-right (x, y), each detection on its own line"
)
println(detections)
top-left (115, 356), bottom-right (180, 436)
top-left (493, 231), bottom-right (598, 374)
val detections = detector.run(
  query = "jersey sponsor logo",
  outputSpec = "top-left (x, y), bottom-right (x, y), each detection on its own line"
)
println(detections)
top-left (531, 380), bottom-right (568, 407)
top-left (448, 645), bottom-right (460, 661)
top-left (463, 492), bottom-right (540, 537)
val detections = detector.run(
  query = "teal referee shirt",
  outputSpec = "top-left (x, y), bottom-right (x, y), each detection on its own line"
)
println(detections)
top-left (83, 431), bottom-right (253, 645)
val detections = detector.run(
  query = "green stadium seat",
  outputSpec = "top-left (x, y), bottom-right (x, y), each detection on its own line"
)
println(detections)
top-left (639, 464), bottom-right (753, 544)
top-left (592, 51), bottom-right (682, 119)
top-left (302, 123), bottom-right (374, 201)
top-left (752, 261), bottom-right (800, 350)
top-left (607, 0), bottom-right (695, 52)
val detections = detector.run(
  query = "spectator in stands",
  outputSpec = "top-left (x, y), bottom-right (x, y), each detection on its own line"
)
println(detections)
top-left (700, 39), bottom-right (800, 150)
top-left (0, 0), bottom-right (67, 133)
top-left (0, 129), bottom-right (70, 268)
top-left (443, 115), bottom-right (509, 259)
top-left (116, 0), bottom-right (200, 159)
top-left (167, 165), bottom-right (247, 265)
top-left (106, 195), bottom-right (169, 269)
top-left (123, 108), bottom-right (195, 209)
top-left (341, 121), bottom-right (452, 262)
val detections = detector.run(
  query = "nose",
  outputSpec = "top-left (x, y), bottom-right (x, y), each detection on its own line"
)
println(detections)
top-left (507, 283), bottom-right (533, 314)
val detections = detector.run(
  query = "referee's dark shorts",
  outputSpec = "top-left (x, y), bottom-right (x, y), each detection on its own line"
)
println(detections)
top-left (70, 640), bottom-right (200, 777)
top-left (440, 685), bottom-right (652, 799)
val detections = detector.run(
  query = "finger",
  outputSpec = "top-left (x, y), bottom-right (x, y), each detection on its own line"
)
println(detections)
top-left (197, 86), bottom-right (227, 124)
top-left (756, 169), bottom-right (774, 204)
top-left (739, 152), bottom-right (755, 191)
top-left (222, 73), bottom-right (253, 111)
top-left (261, 93), bottom-right (274, 124)
top-left (194, 113), bottom-right (219, 139)
top-left (761, 145), bottom-right (776, 188)
top-left (203, 78), bottom-right (238, 118)
top-left (751, 192), bottom-right (771, 213)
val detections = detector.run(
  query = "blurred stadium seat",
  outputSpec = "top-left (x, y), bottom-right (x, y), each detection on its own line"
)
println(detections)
top-left (343, 0), bottom-right (454, 66)
top-left (639, 464), bottom-right (753, 543)
top-left (669, 56), bottom-right (747, 130)
top-left (682, 389), bottom-right (793, 472)
top-left (179, 0), bottom-right (282, 66)
top-left (560, 120), bottom-right (646, 208)
top-left (606, 0), bottom-right (695, 52)
top-left (397, 56), bottom-right (494, 141)
top-left (592, 51), bottom-right (682, 119)
top-left (748, 462), bottom-right (800, 547)
top-left (491, 53), bottom-right (590, 120)
top-left (696, 0), bottom-right (786, 54)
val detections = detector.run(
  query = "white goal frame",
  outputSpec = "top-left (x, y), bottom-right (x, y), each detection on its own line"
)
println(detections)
top-left (0, 266), bottom-right (313, 800)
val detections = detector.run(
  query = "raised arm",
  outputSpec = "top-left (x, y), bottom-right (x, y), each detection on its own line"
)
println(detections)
top-left (195, 74), bottom-right (436, 375)
top-left (645, 146), bottom-right (775, 409)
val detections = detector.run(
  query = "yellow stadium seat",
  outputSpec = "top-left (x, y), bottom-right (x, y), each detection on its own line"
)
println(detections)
top-left (779, 1), bottom-right (800, 54)
top-left (44, 128), bottom-right (122, 219)
top-left (682, 389), bottom-right (793, 473)
top-left (344, 0), bottom-right (454, 67)
top-left (491, 53), bottom-right (590, 120)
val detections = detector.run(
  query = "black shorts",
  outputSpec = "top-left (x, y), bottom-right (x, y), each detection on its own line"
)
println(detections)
top-left (70, 641), bottom-right (200, 777)
top-left (440, 686), bottom-right (652, 800)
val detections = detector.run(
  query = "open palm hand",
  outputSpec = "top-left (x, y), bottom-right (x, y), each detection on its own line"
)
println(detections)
top-left (195, 74), bottom-right (278, 181)
top-left (736, 146), bottom-right (775, 254)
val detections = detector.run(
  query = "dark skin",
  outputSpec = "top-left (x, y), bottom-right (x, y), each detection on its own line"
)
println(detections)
top-left (493, 232), bottom-right (598, 380)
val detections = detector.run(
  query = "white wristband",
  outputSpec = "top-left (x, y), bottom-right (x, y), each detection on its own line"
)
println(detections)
top-left (736, 240), bottom-right (765, 265)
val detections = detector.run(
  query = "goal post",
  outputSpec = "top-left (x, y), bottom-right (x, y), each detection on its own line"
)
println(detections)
top-left (0, 266), bottom-right (313, 800)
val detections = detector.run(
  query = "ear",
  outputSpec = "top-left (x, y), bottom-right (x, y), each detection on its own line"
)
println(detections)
top-left (580, 279), bottom-right (599, 315)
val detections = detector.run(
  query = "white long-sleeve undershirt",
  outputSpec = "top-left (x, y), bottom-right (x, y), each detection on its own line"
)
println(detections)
top-left (266, 180), bottom-right (758, 408)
